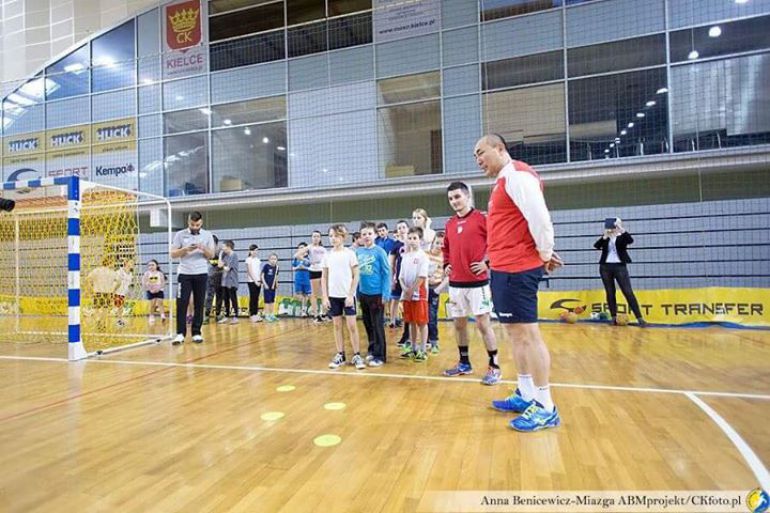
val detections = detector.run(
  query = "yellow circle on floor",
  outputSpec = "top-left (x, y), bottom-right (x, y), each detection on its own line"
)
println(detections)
top-left (324, 402), bottom-right (346, 411)
top-left (276, 385), bottom-right (296, 392)
top-left (314, 434), bottom-right (342, 447)
top-left (260, 411), bottom-right (285, 421)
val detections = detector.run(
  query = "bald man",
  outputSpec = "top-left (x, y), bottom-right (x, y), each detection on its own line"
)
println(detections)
top-left (474, 134), bottom-right (563, 432)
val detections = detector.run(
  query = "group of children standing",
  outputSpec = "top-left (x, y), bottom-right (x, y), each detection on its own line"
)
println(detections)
top-left (316, 213), bottom-right (448, 370)
top-left (205, 239), bottom-right (280, 324)
top-left (86, 257), bottom-right (167, 328)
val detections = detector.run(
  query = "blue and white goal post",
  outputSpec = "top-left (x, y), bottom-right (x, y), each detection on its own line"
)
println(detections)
top-left (0, 175), bottom-right (173, 360)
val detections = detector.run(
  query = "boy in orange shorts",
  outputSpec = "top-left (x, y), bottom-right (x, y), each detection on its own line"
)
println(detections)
top-left (399, 227), bottom-right (430, 361)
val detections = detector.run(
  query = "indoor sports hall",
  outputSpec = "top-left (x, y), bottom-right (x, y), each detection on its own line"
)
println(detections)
top-left (0, 1), bottom-right (767, 512)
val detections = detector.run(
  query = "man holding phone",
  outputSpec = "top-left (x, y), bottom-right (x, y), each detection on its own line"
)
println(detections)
top-left (170, 211), bottom-right (216, 344)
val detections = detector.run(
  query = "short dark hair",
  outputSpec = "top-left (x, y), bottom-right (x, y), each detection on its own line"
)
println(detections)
top-left (447, 181), bottom-right (469, 194)
top-left (360, 221), bottom-right (376, 231)
top-left (312, 230), bottom-right (322, 236)
top-left (224, 240), bottom-right (234, 249)
top-left (188, 211), bottom-right (203, 222)
top-left (408, 226), bottom-right (423, 238)
top-left (375, 222), bottom-right (388, 230)
top-left (396, 219), bottom-right (409, 227)
top-left (249, 244), bottom-right (259, 251)
top-left (435, 231), bottom-right (445, 239)
top-left (352, 231), bottom-right (361, 240)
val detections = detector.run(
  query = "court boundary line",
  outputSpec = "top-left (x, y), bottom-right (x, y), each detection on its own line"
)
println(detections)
top-left (686, 392), bottom-right (770, 490)
top-left (1, 354), bottom-right (768, 401)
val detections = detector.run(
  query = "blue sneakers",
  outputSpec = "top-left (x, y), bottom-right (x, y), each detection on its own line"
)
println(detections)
top-left (491, 389), bottom-right (534, 413)
top-left (481, 366), bottom-right (502, 386)
top-left (509, 402), bottom-right (561, 432)
top-left (443, 362), bottom-right (472, 376)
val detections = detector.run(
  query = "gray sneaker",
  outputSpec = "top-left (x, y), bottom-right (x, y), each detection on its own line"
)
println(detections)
top-left (329, 352), bottom-right (345, 369)
top-left (351, 354), bottom-right (366, 370)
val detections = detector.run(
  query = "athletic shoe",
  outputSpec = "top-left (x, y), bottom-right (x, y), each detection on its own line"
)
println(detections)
top-left (329, 352), bottom-right (345, 369)
top-left (509, 403), bottom-right (561, 432)
top-left (368, 359), bottom-right (384, 367)
top-left (313, 316), bottom-right (324, 325)
top-left (217, 317), bottom-right (229, 324)
top-left (491, 389), bottom-right (533, 413)
top-left (388, 322), bottom-right (396, 329)
top-left (192, 334), bottom-right (204, 344)
top-left (395, 319), bottom-right (403, 328)
top-left (443, 362), bottom-right (473, 377)
top-left (230, 317), bottom-right (238, 324)
top-left (399, 343), bottom-right (414, 358)
top-left (352, 354), bottom-right (366, 370)
top-left (430, 342), bottom-right (440, 354)
top-left (481, 367), bottom-right (502, 386)
top-left (396, 339), bottom-right (411, 348)
top-left (365, 355), bottom-right (374, 363)
top-left (172, 334), bottom-right (185, 345)
top-left (249, 315), bottom-right (259, 323)
top-left (637, 319), bottom-right (648, 327)
top-left (413, 350), bottom-right (428, 362)
top-left (202, 317), bottom-right (210, 325)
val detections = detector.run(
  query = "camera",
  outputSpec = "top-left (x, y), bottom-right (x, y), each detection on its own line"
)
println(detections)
top-left (604, 217), bottom-right (618, 229)
top-left (0, 198), bottom-right (15, 212)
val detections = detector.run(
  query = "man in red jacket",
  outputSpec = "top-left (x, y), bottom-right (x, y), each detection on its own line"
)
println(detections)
top-left (442, 181), bottom-right (501, 385)
top-left (474, 134), bottom-right (563, 432)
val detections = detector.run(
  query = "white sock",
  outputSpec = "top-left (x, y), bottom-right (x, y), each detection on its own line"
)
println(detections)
top-left (535, 385), bottom-right (555, 412)
top-left (518, 374), bottom-right (535, 400)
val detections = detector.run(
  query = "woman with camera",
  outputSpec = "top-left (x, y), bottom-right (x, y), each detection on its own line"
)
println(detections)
top-left (594, 218), bottom-right (647, 327)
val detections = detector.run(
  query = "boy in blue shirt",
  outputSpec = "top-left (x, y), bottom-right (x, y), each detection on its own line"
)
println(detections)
top-left (356, 221), bottom-right (391, 366)
top-left (292, 242), bottom-right (312, 317)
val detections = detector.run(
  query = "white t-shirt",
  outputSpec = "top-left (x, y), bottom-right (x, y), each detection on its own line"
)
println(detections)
top-left (399, 249), bottom-right (429, 300)
top-left (322, 247), bottom-right (358, 298)
top-left (115, 268), bottom-right (133, 296)
top-left (246, 256), bottom-right (262, 283)
top-left (607, 236), bottom-right (621, 263)
top-left (309, 245), bottom-right (327, 272)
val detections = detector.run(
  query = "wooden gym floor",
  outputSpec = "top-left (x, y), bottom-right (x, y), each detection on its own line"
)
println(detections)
top-left (0, 319), bottom-right (768, 513)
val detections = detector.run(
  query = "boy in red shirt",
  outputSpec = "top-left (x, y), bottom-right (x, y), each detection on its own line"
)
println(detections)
top-left (442, 181), bottom-right (501, 385)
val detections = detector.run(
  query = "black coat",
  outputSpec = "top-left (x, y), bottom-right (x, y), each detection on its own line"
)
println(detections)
top-left (594, 232), bottom-right (634, 264)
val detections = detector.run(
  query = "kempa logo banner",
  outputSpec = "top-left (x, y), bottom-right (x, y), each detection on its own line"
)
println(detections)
top-left (95, 163), bottom-right (135, 177)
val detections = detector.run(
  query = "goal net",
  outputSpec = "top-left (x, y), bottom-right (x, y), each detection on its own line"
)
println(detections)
top-left (0, 176), bottom-right (172, 359)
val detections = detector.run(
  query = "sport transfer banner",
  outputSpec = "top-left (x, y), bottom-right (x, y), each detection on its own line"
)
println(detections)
top-left (535, 287), bottom-right (770, 327)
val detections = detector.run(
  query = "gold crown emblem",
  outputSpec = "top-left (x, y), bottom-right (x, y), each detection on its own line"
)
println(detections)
top-left (169, 8), bottom-right (198, 34)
